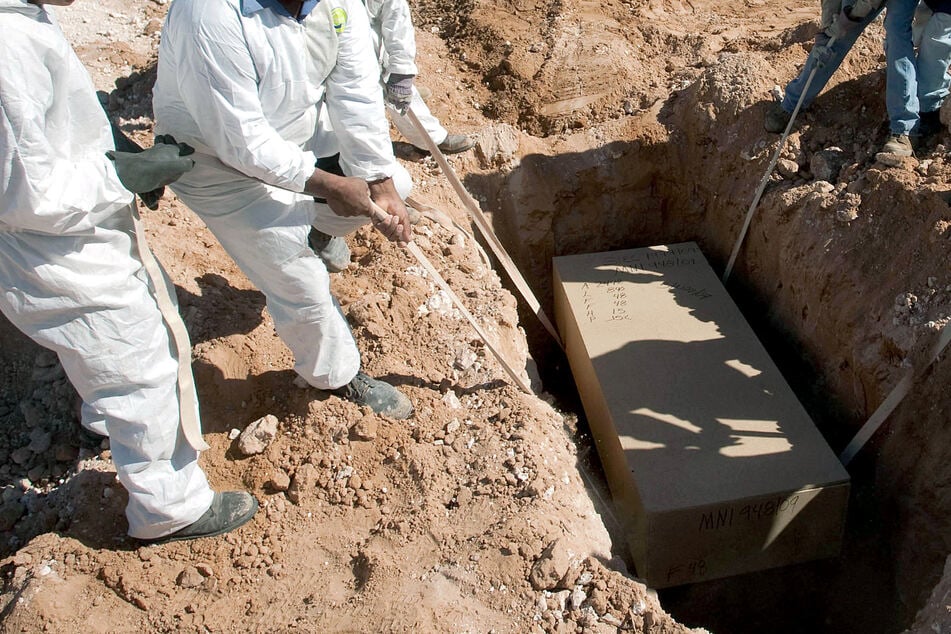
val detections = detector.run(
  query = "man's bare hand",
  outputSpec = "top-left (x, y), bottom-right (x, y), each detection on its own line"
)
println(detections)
top-left (309, 171), bottom-right (373, 217)
top-left (368, 178), bottom-right (412, 245)
top-left (305, 170), bottom-right (412, 244)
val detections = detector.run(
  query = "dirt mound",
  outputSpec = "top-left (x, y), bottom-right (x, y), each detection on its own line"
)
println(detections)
top-left (3, 1), bottom-right (951, 633)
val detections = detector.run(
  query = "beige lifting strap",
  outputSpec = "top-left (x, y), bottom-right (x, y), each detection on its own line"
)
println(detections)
top-left (722, 35), bottom-right (839, 284)
top-left (129, 203), bottom-right (209, 452)
top-left (840, 321), bottom-right (951, 466)
top-left (404, 107), bottom-right (564, 350)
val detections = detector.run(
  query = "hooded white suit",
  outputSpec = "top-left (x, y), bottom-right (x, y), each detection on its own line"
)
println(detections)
top-left (0, 0), bottom-right (213, 539)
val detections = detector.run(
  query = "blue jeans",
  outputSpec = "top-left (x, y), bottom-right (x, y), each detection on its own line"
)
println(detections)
top-left (782, 8), bottom-right (884, 115)
top-left (885, 0), bottom-right (922, 134)
top-left (918, 11), bottom-right (951, 113)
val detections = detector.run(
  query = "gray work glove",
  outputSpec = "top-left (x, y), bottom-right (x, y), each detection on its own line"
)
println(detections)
top-left (106, 135), bottom-right (195, 208)
top-left (384, 73), bottom-right (415, 113)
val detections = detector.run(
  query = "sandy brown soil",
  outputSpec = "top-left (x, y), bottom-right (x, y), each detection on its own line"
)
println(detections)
top-left (2, 0), bottom-right (951, 632)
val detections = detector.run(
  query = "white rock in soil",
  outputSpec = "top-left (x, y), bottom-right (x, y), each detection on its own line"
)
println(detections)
top-left (442, 391), bottom-right (462, 409)
top-left (237, 414), bottom-right (279, 456)
top-left (570, 586), bottom-right (587, 610)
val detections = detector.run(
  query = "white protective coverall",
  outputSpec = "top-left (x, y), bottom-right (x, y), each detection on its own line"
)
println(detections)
top-left (153, 0), bottom-right (399, 390)
top-left (305, 2), bottom-right (413, 196)
top-left (0, 0), bottom-right (213, 539)
top-left (364, 0), bottom-right (449, 148)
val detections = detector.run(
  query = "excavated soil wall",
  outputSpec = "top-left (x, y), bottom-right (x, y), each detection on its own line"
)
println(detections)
top-left (461, 24), bottom-right (951, 634)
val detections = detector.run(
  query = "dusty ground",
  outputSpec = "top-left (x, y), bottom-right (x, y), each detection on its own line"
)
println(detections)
top-left (1, 0), bottom-right (951, 632)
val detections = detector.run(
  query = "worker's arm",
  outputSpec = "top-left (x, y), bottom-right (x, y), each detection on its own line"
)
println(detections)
top-left (373, 0), bottom-right (419, 77)
top-left (0, 31), bottom-right (131, 235)
top-left (325, 0), bottom-right (411, 242)
top-left (371, 0), bottom-right (419, 112)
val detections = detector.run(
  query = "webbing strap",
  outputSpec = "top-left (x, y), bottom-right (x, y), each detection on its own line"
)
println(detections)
top-left (404, 107), bottom-right (564, 350)
top-left (840, 322), bottom-right (951, 465)
top-left (722, 36), bottom-right (838, 283)
top-left (129, 203), bottom-right (209, 452)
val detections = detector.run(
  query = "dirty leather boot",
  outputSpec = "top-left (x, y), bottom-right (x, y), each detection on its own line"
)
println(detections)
top-left (333, 373), bottom-right (414, 419)
top-left (880, 134), bottom-right (913, 157)
top-left (308, 228), bottom-right (351, 273)
top-left (144, 491), bottom-right (258, 544)
top-left (436, 134), bottom-right (474, 154)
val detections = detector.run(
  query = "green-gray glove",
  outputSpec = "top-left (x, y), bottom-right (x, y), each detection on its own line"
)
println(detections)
top-left (106, 135), bottom-right (195, 196)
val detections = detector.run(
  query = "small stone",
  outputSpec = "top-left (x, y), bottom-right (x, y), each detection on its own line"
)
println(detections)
top-left (11, 447), bottom-right (33, 466)
top-left (53, 444), bottom-right (78, 463)
top-left (453, 347), bottom-right (478, 371)
top-left (776, 158), bottom-right (800, 179)
top-left (19, 402), bottom-right (43, 428)
top-left (228, 428), bottom-right (241, 440)
top-left (268, 470), bottom-right (291, 492)
top-left (1, 487), bottom-right (21, 504)
top-left (809, 147), bottom-right (847, 182)
top-left (456, 486), bottom-right (473, 506)
top-left (27, 465), bottom-right (46, 483)
top-left (137, 547), bottom-right (157, 562)
top-left (144, 18), bottom-right (162, 35)
top-left (176, 566), bottom-right (204, 588)
top-left (237, 414), bottom-right (279, 456)
top-left (287, 463), bottom-right (318, 505)
top-left (836, 207), bottom-right (859, 223)
top-left (601, 613), bottom-right (623, 627)
top-left (569, 586), bottom-right (588, 610)
top-left (528, 540), bottom-right (572, 590)
top-left (348, 474), bottom-right (362, 490)
top-left (441, 391), bottom-right (462, 409)
top-left (350, 414), bottom-right (377, 441)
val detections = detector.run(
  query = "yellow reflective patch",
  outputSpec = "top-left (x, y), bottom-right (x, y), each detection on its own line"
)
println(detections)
top-left (331, 7), bottom-right (348, 33)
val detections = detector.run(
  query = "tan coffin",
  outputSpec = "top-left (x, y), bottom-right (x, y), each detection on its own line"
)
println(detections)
top-left (552, 242), bottom-right (850, 588)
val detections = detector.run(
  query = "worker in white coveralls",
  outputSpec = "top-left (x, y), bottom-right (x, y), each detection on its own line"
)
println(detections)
top-left (0, 0), bottom-right (257, 542)
top-left (302, 1), bottom-right (417, 273)
top-left (365, 0), bottom-right (474, 154)
top-left (152, 0), bottom-right (415, 418)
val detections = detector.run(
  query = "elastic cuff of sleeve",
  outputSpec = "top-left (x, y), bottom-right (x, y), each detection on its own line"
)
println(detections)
top-left (291, 151), bottom-right (319, 192)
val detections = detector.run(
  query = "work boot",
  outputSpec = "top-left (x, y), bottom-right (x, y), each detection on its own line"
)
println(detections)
top-left (880, 134), bottom-right (913, 157)
top-left (919, 110), bottom-right (943, 138)
top-left (436, 134), bottom-right (475, 155)
top-left (308, 227), bottom-right (351, 273)
top-left (144, 491), bottom-right (258, 544)
top-left (333, 372), bottom-right (413, 419)
top-left (764, 102), bottom-right (792, 133)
